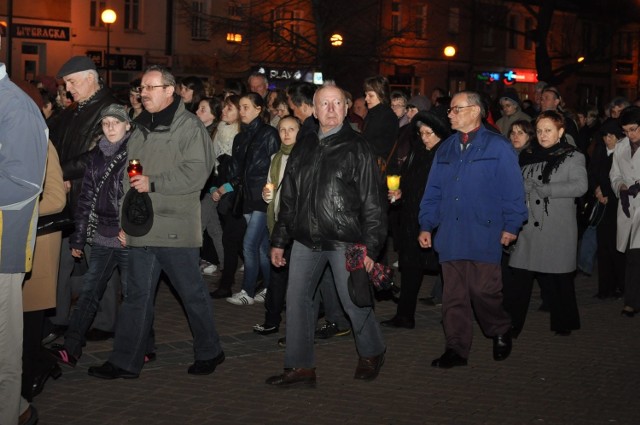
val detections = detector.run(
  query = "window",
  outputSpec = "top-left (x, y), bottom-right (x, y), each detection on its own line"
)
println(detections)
top-left (228, 1), bottom-right (241, 17)
top-left (90, 0), bottom-right (106, 28)
top-left (448, 7), bottom-right (459, 35)
top-left (391, 1), bottom-right (401, 35)
top-left (524, 17), bottom-right (534, 50)
top-left (191, 1), bottom-right (208, 40)
top-left (508, 15), bottom-right (518, 49)
top-left (125, 0), bottom-right (140, 31)
top-left (415, 4), bottom-right (427, 39)
top-left (615, 32), bottom-right (633, 59)
top-left (271, 8), bottom-right (300, 45)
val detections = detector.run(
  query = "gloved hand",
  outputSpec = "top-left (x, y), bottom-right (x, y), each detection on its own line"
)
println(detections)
top-left (523, 178), bottom-right (538, 194)
top-left (620, 189), bottom-right (631, 218)
top-left (534, 183), bottom-right (552, 198)
top-left (627, 182), bottom-right (640, 197)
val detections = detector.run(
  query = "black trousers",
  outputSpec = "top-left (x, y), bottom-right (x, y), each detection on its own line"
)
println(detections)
top-left (218, 213), bottom-right (247, 291)
top-left (507, 268), bottom-right (580, 334)
top-left (596, 206), bottom-right (625, 297)
top-left (264, 245), bottom-right (291, 327)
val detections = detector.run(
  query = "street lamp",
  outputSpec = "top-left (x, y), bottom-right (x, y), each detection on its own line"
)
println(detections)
top-left (101, 8), bottom-right (117, 87)
top-left (444, 45), bottom-right (456, 95)
top-left (330, 33), bottom-right (343, 47)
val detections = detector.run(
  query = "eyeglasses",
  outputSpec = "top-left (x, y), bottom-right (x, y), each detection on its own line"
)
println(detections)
top-left (418, 129), bottom-right (434, 137)
top-left (622, 125), bottom-right (640, 136)
top-left (136, 85), bottom-right (169, 93)
top-left (447, 105), bottom-right (475, 115)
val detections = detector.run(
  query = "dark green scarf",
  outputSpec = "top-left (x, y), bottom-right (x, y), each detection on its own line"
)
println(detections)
top-left (267, 143), bottom-right (295, 234)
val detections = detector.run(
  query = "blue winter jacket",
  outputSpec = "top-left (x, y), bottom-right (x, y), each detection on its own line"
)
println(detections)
top-left (419, 125), bottom-right (527, 264)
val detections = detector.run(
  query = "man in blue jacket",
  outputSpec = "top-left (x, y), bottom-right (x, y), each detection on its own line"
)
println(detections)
top-left (419, 91), bottom-right (527, 368)
top-left (0, 39), bottom-right (48, 424)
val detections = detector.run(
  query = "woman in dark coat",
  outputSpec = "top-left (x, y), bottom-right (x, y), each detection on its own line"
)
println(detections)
top-left (381, 109), bottom-right (452, 329)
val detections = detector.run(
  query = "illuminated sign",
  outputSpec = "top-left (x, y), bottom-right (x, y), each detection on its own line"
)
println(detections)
top-left (477, 69), bottom-right (538, 84)
top-left (12, 24), bottom-right (70, 41)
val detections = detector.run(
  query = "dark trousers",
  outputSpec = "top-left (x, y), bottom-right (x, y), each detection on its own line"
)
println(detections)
top-left (624, 248), bottom-right (640, 310)
top-left (596, 207), bottom-right (625, 297)
top-left (22, 310), bottom-right (56, 401)
top-left (508, 268), bottom-right (580, 333)
top-left (441, 261), bottom-right (511, 358)
top-left (396, 265), bottom-right (425, 319)
top-left (218, 213), bottom-right (247, 291)
top-left (264, 245), bottom-right (291, 327)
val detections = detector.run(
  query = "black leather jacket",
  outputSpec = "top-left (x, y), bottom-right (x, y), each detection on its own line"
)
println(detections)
top-left (228, 117), bottom-right (280, 213)
top-left (49, 87), bottom-right (121, 212)
top-left (271, 123), bottom-right (388, 259)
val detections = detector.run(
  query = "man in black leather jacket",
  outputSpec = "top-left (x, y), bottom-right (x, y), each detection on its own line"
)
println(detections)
top-left (45, 56), bottom-right (121, 342)
top-left (266, 84), bottom-right (388, 387)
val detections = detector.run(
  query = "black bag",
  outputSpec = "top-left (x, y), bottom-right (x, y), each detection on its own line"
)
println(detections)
top-left (578, 195), bottom-right (606, 228)
top-left (217, 192), bottom-right (234, 216)
top-left (37, 207), bottom-right (75, 236)
top-left (231, 181), bottom-right (244, 217)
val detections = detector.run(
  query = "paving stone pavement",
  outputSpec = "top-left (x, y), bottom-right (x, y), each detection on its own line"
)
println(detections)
top-left (33, 268), bottom-right (639, 425)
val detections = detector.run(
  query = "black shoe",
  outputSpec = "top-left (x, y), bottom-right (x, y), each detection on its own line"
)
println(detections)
top-left (31, 362), bottom-right (62, 398)
top-left (88, 362), bottom-right (139, 379)
top-left (380, 315), bottom-right (415, 329)
top-left (314, 321), bottom-right (352, 339)
top-left (47, 345), bottom-right (78, 367)
top-left (144, 352), bottom-right (157, 363)
top-left (493, 333), bottom-right (512, 361)
top-left (210, 288), bottom-right (232, 299)
top-left (253, 323), bottom-right (279, 335)
top-left (554, 330), bottom-right (572, 336)
top-left (277, 337), bottom-right (286, 348)
top-left (431, 349), bottom-right (468, 369)
top-left (42, 325), bottom-right (67, 345)
top-left (18, 404), bottom-right (38, 425)
top-left (188, 351), bottom-right (225, 375)
top-left (538, 303), bottom-right (550, 312)
top-left (621, 308), bottom-right (636, 318)
top-left (419, 296), bottom-right (442, 307)
top-left (85, 328), bottom-right (115, 341)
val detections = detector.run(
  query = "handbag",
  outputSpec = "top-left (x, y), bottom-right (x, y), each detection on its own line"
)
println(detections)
top-left (578, 195), bottom-right (606, 228)
top-left (231, 180), bottom-right (244, 217)
top-left (37, 207), bottom-right (74, 236)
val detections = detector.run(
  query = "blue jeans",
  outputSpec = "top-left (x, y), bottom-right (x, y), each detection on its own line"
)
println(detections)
top-left (577, 225), bottom-right (598, 274)
top-left (284, 242), bottom-right (386, 368)
top-left (109, 247), bottom-right (222, 374)
top-left (65, 245), bottom-right (128, 358)
top-left (242, 211), bottom-right (270, 296)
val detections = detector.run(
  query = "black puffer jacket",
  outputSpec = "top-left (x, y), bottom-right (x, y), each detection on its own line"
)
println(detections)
top-left (271, 123), bottom-right (388, 259)
top-left (69, 136), bottom-right (128, 250)
top-left (228, 117), bottom-right (280, 213)
top-left (49, 87), bottom-right (121, 212)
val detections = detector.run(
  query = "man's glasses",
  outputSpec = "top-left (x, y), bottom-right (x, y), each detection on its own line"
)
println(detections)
top-left (447, 105), bottom-right (474, 115)
top-left (136, 85), bottom-right (169, 93)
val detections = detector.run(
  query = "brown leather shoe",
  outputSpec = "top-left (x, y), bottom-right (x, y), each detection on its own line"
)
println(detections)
top-left (266, 368), bottom-right (316, 387)
top-left (354, 351), bottom-right (385, 380)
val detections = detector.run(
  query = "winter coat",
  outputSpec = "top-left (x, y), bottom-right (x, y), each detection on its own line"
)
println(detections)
top-left (610, 138), bottom-right (640, 251)
top-left (363, 103), bottom-right (399, 160)
top-left (496, 109), bottom-right (531, 137)
top-left (227, 117), bottom-right (280, 213)
top-left (397, 137), bottom-right (441, 269)
top-left (272, 123), bottom-right (388, 259)
top-left (419, 125), bottom-right (528, 264)
top-left (69, 136), bottom-right (128, 250)
top-left (124, 98), bottom-right (215, 248)
top-left (509, 151), bottom-right (587, 273)
top-left (48, 87), bottom-right (121, 213)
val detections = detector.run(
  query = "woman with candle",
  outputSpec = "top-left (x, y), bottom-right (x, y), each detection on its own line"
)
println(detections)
top-left (507, 110), bottom-right (587, 336)
top-left (381, 108), bottom-right (451, 329)
top-left (253, 115), bottom-right (301, 334)
top-left (47, 104), bottom-right (149, 366)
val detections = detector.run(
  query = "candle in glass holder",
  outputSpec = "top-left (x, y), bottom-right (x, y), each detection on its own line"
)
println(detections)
top-left (128, 159), bottom-right (143, 178)
top-left (264, 183), bottom-right (275, 202)
top-left (386, 175), bottom-right (401, 191)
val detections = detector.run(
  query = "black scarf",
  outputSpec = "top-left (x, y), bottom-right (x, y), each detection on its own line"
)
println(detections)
top-left (519, 141), bottom-right (576, 184)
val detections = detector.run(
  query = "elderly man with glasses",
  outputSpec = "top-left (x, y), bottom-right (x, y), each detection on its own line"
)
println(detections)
top-left (418, 91), bottom-right (527, 368)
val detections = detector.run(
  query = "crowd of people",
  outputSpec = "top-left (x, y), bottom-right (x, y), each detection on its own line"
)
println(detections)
top-left (2, 41), bottom-right (640, 423)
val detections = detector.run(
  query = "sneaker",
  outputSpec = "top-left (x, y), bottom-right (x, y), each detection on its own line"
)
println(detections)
top-left (47, 345), bottom-right (78, 367)
top-left (253, 323), bottom-right (279, 335)
top-left (254, 288), bottom-right (267, 303)
top-left (277, 337), bottom-right (286, 348)
top-left (392, 260), bottom-right (399, 268)
top-left (202, 264), bottom-right (218, 275)
top-left (226, 289), bottom-right (254, 305)
top-left (315, 321), bottom-right (351, 339)
top-left (239, 264), bottom-right (245, 272)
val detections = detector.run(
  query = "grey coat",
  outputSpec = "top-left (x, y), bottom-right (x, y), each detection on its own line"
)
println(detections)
top-left (509, 151), bottom-right (588, 273)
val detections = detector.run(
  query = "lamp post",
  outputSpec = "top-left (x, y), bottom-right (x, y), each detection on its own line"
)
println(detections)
top-left (444, 45), bottom-right (456, 95)
top-left (330, 33), bottom-right (343, 47)
top-left (101, 9), bottom-right (117, 87)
